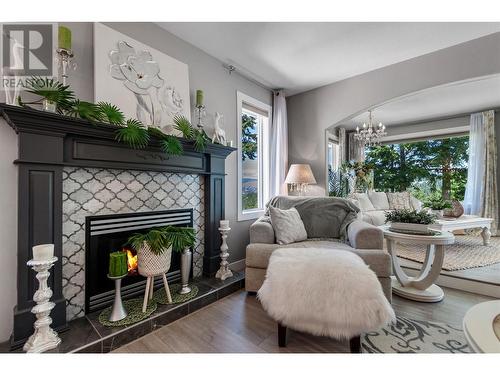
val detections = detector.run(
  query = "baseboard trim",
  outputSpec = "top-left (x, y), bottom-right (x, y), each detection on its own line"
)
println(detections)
top-left (229, 258), bottom-right (246, 272)
top-left (402, 266), bottom-right (500, 298)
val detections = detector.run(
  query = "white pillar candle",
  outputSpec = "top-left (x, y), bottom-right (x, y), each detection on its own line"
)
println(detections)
top-left (33, 244), bottom-right (54, 261)
top-left (220, 220), bottom-right (230, 229)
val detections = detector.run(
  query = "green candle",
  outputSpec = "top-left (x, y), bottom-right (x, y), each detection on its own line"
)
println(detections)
top-left (58, 26), bottom-right (72, 51)
top-left (195, 89), bottom-right (204, 107)
top-left (109, 251), bottom-right (127, 277)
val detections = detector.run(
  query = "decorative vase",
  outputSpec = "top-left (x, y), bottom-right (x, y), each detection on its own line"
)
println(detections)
top-left (42, 99), bottom-right (57, 113)
top-left (443, 200), bottom-right (464, 218)
top-left (137, 243), bottom-right (172, 277)
top-left (179, 248), bottom-right (192, 295)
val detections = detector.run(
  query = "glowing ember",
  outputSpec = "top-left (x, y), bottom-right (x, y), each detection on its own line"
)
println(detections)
top-left (123, 248), bottom-right (138, 273)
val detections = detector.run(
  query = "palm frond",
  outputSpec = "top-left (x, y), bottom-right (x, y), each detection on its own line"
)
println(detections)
top-left (97, 102), bottom-right (125, 125)
top-left (66, 100), bottom-right (104, 123)
top-left (147, 127), bottom-right (167, 140)
top-left (126, 225), bottom-right (196, 256)
top-left (115, 119), bottom-right (150, 149)
top-left (163, 226), bottom-right (196, 253)
top-left (25, 76), bottom-right (74, 112)
top-left (172, 115), bottom-right (193, 139)
top-left (161, 135), bottom-right (183, 156)
top-left (192, 129), bottom-right (208, 152)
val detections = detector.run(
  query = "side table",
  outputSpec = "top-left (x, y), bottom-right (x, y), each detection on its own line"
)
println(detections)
top-left (382, 226), bottom-right (454, 302)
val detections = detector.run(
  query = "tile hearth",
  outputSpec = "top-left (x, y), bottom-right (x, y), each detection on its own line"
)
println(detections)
top-left (1, 272), bottom-right (244, 353)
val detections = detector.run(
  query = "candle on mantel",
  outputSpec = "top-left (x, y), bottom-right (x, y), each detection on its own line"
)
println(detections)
top-left (32, 244), bottom-right (54, 261)
top-left (195, 89), bottom-right (204, 107)
top-left (220, 220), bottom-right (230, 229)
top-left (109, 251), bottom-right (128, 277)
top-left (58, 26), bottom-right (72, 51)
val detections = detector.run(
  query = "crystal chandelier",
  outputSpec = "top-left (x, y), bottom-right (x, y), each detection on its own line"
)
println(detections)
top-left (354, 110), bottom-right (387, 146)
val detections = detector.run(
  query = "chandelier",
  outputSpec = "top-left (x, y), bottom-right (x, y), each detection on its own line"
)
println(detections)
top-left (354, 110), bottom-right (387, 146)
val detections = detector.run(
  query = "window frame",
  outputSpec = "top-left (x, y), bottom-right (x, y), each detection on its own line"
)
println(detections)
top-left (236, 91), bottom-right (272, 221)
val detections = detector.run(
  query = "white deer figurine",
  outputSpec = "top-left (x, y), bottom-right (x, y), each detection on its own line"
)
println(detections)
top-left (212, 112), bottom-right (226, 145)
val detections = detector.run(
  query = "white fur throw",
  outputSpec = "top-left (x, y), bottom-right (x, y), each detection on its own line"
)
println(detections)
top-left (258, 248), bottom-right (395, 339)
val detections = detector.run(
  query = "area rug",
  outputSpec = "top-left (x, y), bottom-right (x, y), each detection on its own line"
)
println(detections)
top-left (393, 234), bottom-right (500, 271)
top-left (153, 283), bottom-right (199, 305)
top-left (362, 315), bottom-right (471, 353)
top-left (98, 298), bottom-right (157, 327)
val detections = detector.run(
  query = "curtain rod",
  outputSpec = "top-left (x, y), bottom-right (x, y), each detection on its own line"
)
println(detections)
top-left (223, 63), bottom-right (278, 94)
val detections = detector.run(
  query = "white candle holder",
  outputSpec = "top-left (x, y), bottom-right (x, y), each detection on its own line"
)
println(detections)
top-left (23, 256), bottom-right (61, 353)
top-left (215, 226), bottom-right (233, 281)
top-left (56, 48), bottom-right (77, 86)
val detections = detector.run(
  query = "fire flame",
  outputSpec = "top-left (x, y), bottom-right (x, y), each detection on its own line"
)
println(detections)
top-left (123, 248), bottom-right (138, 273)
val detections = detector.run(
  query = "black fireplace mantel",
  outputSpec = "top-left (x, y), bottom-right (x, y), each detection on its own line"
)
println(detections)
top-left (0, 104), bottom-right (235, 348)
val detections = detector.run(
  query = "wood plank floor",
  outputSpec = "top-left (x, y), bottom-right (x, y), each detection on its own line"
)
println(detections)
top-left (113, 287), bottom-right (492, 353)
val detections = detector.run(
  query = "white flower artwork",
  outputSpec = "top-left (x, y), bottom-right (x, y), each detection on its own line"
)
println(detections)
top-left (94, 23), bottom-right (191, 133)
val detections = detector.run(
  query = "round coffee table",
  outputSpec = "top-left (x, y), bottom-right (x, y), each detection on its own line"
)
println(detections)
top-left (382, 226), bottom-right (454, 302)
top-left (463, 300), bottom-right (500, 353)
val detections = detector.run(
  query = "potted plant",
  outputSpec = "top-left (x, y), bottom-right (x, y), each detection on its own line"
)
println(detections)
top-left (127, 225), bottom-right (196, 297)
top-left (385, 209), bottom-right (437, 234)
top-left (423, 194), bottom-right (452, 218)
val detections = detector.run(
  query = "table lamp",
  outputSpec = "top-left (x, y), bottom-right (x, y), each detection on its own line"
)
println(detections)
top-left (285, 164), bottom-right (317, 196)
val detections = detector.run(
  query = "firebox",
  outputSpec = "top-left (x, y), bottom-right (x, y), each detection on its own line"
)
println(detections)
top-left (85, 209), bottom-right (193, 313)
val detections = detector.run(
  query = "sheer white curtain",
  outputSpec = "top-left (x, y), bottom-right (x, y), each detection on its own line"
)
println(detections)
top-left (348, 132), bottom-right (365, 162)
top-left (463, 113), bottom-right (486, 215)
top-left (269, 90), bottom-right (288, 197)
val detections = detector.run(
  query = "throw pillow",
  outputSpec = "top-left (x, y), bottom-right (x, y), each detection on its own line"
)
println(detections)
top-left (387, 192), bottom-right (412, 210)
top-left (352, 193), bottom-right (376, 212)
top-left (368, 191), bottom-right (390, 210)
top-left (269, 206), bottom-right (307, 245)
top-left (410, 195), bottom-right (423, 211)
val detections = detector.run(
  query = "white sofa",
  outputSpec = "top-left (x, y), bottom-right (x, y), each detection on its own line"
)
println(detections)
top-left (350, 191), bottom-right (423, 226)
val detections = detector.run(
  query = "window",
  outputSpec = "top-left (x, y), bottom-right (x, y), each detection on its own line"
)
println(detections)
top-left (237, 92), bottom-right (271, 221)
top-left (365, 135), bottom-right (469, 201)
top-left (327, 140), bottom-right (340, 171)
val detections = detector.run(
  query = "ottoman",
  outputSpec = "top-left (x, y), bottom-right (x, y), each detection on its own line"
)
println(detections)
top-left (257, 247), bottom-right (395, 352)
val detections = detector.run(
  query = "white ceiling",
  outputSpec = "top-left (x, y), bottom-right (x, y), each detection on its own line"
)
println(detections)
top-left (157, 22), bottom-right (500, 95)
top-left (341, 75), bottom-right (500, 129)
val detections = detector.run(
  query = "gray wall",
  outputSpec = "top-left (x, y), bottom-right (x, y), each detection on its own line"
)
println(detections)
top-left (287, 32), bottom-right (500, 194)
top-left (0, 22), bottom-right (271, 341)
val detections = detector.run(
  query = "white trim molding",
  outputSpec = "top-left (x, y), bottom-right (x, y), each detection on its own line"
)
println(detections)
top-left (236, 91), bottom-right (272, 221)
top-left (382, 125), bottom-right (470, 143)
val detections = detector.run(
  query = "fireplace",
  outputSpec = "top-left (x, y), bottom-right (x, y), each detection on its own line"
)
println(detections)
top-left (85, 209), bottom-right (193, 313)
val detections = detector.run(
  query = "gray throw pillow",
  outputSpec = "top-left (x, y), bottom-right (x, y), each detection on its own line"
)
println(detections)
top-left (269, 206), bottom-right (307, 245)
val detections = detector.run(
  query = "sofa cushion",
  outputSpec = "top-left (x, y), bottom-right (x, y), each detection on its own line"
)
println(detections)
top-left (266, 196), bottom-right (359, 239)
top-left (368, 191), bottom-right (390, 210)
top-left (387, 192), bottom-right (412, 210)
top-left (352, 193), bottom-right (376, 211)
top-left (269, 206), bottom-right (307, 245)
top-left (362, 210), bottom-right (389, 226)
top-left (246, 240), bottom-right (391, 277)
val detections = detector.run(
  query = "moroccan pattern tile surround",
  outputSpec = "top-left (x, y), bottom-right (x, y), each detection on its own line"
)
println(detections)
top-left (62, 167), bottom-right (205, 321)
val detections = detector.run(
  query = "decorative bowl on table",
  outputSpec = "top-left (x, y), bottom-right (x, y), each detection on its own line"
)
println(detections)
top-left (389, 222), bottom-right (432, 235)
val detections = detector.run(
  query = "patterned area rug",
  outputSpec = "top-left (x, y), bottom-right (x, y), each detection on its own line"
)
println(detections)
top-left (362, 315), bottom-right (471, 353)
top-left (394, 234), bottom-right (500, 271)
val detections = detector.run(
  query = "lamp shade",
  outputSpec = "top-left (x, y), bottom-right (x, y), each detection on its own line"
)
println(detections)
top-left (285, 164), bottom-right (317, 184)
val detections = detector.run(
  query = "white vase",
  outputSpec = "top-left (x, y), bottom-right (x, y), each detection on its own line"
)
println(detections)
top-left (137, 242), bottom-right (172, 277)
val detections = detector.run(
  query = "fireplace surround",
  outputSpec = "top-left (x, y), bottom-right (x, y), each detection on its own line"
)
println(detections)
top-left (0, 104), bottom-right (235, 348)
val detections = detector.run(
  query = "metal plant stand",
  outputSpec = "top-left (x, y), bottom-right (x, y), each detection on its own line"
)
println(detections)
top-left (24, 256), bottom-right (61, 353)
top-left (216, 226), bottom-right (233, 280)
top-left (107, 273), bottom-right (128, 322)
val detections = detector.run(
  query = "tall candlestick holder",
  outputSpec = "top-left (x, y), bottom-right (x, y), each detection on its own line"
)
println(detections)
top-left (23, 256), bottom-right (61, 353)
top-left (195, 105), bottom-right (206, 129)
top-left (216, 226), bottom-right (233, 280)
top-left (107, 273), bottom-right (128, 322)
top-left (56, 48), bottom-right (76, 86)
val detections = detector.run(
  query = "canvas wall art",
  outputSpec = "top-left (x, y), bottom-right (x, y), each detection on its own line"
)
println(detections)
top-left (94, 23), bottom-right (191, 133)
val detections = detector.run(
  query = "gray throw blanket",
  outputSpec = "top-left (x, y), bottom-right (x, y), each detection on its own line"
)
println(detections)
top-left (266, 196), bottom-right (359, 240)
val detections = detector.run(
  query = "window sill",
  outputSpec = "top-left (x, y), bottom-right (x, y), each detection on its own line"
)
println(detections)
top-left (238, 209), bottom-right (265, 222)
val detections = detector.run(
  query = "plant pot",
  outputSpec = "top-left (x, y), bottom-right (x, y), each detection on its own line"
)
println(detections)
top-left (137, 242), bottom-right (172, 277)
top-left (443, 200), bottom-right (464, 218)
top-left (179, 248), bottom-right (192, 295)
top-left (42, 99), bottom-right (57, 113)
top-left (390, 222), bottom-right (430, 235)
